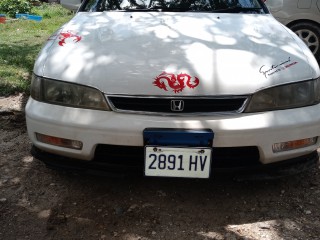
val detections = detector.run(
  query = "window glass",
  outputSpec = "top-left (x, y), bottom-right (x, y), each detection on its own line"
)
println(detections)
top-left (82, 0), bottom-right (265, 13)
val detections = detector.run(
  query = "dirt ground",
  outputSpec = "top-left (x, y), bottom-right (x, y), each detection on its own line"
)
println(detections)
top-left (1, 94), bottom-right (320, 240)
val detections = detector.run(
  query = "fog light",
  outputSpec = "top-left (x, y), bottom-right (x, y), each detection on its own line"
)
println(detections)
top-left (36, 133), bottom-right (83, 150)
top-left (272, 137), bottom-right (318, 153)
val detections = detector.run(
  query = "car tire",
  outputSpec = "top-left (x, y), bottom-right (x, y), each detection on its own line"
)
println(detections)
top-left (289, 22), bottom-right (320, 63)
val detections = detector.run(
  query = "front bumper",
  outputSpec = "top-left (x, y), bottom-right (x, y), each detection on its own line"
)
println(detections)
top-left (31, 146), bottom-right (319, 179)
top-left (26, 98), bottom-right (320, 166)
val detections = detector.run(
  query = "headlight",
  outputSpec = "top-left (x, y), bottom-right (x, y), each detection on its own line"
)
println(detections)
top-left (245, 79), bottom-right (320, 113)
top-left (31, 74), bottom-right (110, 111)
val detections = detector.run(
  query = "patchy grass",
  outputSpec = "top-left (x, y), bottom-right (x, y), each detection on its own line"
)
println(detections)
top-left (0, 4), bottom-right (73, 96)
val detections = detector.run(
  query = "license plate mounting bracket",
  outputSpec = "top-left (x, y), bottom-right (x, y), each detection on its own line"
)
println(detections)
top-left (143, 128), bottom-right (214, 147)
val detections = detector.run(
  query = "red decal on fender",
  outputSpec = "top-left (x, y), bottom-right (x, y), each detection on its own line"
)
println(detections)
top-left (153, 72), bottom-right (200, 93)
top-left (58, 31), bottom-right (82, 46)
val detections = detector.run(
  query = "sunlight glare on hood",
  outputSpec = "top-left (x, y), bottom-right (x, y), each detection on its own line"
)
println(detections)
top-left (183, 42), bottom-right (214, 82)
top-left (147, 25), bottom-right (179, 40)
top-left (214, 35), bottom-right (237, 45)
top-left (173, 16), bottom-right (215, 42)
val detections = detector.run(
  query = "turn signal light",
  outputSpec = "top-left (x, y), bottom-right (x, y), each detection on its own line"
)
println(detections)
top-left (35, 133), bottom-right (83, 150)
top-left (272, 137), bottom-right (317, 153)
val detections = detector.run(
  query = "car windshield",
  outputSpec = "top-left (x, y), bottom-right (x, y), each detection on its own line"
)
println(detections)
top-left (82, 0), bottom-right (266, 13)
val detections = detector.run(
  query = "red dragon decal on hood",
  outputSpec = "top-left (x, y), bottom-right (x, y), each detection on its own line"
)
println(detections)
top-left (153, 72), bottom-right (200, 93)
top-left (58, 31), bottom-right (82, 46)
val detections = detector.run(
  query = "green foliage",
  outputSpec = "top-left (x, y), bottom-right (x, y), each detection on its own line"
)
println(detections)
top-left (0, 0), bottom-right (32, 18)
top-left (32, 3), bottom-right (72, 19)
top-left (0, 4), bottom-right (73, 96)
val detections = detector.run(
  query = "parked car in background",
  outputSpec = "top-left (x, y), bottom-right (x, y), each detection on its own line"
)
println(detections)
top-left (60, 0), bottom-right (82, 11)
top-left (266, 0), bottom-right (320, 62)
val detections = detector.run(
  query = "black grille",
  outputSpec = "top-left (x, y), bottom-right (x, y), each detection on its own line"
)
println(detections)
top-left (94, 144), bottom-right (261, 169)
top-left (108, 96), bottom-right (247, 113)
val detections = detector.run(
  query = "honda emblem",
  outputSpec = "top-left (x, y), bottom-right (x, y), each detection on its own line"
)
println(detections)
top-left (171, 100), bottom-right (184, 112)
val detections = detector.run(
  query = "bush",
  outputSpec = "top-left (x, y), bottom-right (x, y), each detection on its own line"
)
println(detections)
top-left (0, 0), bottom-right (32, 18)
top-left (32, 3), bottom-right (71, 19)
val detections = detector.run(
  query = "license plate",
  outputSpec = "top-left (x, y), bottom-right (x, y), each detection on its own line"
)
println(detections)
top-left (145, 146), bottom-right (212, 178)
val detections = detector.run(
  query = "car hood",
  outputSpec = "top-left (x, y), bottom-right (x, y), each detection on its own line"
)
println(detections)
top-left (35, 12), bottom-right (319, 96)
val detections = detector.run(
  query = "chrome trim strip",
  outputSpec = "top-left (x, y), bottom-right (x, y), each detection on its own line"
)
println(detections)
top-left (106, 94), bottom-right (249, 99)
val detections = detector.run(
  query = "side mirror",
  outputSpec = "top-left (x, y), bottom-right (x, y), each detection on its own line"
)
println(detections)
top-left (60, 0), bottom-right (82, 11)
top-left (264, 0), bottom-right (284, 13)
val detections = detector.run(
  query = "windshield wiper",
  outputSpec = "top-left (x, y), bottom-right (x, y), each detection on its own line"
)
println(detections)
top-left (118, 7), bottom-right (191, 12)
top-left (212, 6), bottom-right (263, 13)
top-left (160, 7), bottom-right (193, 12)
top-left (118, 8), bottom-right (161, 12)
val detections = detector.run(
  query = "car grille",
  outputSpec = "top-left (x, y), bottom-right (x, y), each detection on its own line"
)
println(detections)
top-left (107, 96), bottom-right (248, 114)
top-left (94, 144), bottom-right (261, 169)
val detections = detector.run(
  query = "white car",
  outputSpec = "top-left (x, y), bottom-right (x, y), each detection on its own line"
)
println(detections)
top-left (26, 0), bottom-right (320, 179)
top-left (266, 0), bottom-right (320, 63)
